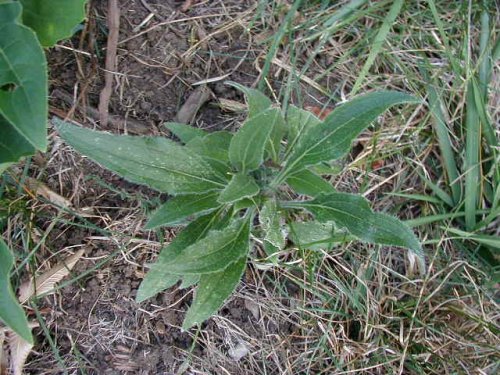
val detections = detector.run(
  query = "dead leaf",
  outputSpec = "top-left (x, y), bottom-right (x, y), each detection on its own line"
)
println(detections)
top-left (180, 0), bottom-right (198, 12)
top-left (18, 250), bottom-right (85, 304)
top-left (218, 98), bottom-right (247, 113)
top-left (25, 178), bottom-right (72, 208)
top-left (174, 85), bottom-right (213, 124)
top-left (371, 160), bottom-right (385, 170)
top-left (304, 105), bottom-right (333, 120)
top-left (7, 323), bottom-right (38, 375)
top-left (228, 341), bottom-right (249, 361)
top-left (244, 299), bottom-right (260, 320)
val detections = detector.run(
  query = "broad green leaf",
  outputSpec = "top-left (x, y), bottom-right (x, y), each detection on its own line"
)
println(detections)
top-left (310, 162), bottom-right (343, 176)
top-left (137, 209), bottom-right (231, 302)
top-left (289, 221), bottom-right (354, 250)
top-left (227, 81), bottom-right (272, 118)
top-left (165, 122), bottom-right (208, 144)
top-left (182, 256), bottom-right (246, 330)
top-left (266, 108), bottom-right (287, 163)
top-left (19, 0), bottom-right (87, 47)
top-left (0, 1), bottom-right (47, 153)
top-left (229, 108), bottom-right (281, 172)
top-left (179, 274), bottom-right (200, 289)
top-left (286, 169), bottom-right (334, 197)
top-left (0, 238), bottom-right (33, 344)
top-left (281, 91), bottom-right (419, 178)
top-left (145, 192), bottom-right (222, 229)
top-left (55, 120), bottom-right (225, 194)
top-left (226, 83), bottom-right (285, 163)
top-left (286, 105), bottom-right (321, 156)
top-left (186, 131), bottom-right (233, 178)
top-left (260, 199), bottom-right (286, 250)
top-left (284, 192), bottom-right (424, 268)
top-left (218, 173), bottom-right (259, 204)
top-left (157, 217), bottom-right (251, 275)
top-left (0, 115), bottom-right (35, 164)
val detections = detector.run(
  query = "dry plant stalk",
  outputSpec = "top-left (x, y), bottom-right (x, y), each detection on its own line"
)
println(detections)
top-left (98, 0), bottom-right (120, 126)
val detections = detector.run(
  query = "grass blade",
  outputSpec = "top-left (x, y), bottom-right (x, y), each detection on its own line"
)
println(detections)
top-left (464, 83), bottom-right (481, 230)
top-left (350, 0), bottom-right (404, 95)
top-left (425, 73), bottom-right (461, 204)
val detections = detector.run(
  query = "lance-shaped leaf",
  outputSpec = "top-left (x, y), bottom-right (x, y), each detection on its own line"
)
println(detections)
top-left (20, 0), bottom-right (88, 47)
top-left (218, 173), bottom-right (259, 204)
top-left (227, 81), bottom-right (272, 118)
top-left (137, 209), bottom-right (231, 302)
top-left (260, 199), bottom-right (286, 250)
top-left (286, 169), bottom-right (335, 197)
top-left (0, 2), bottom-right (47, 154)
top-left (158, 217), bottom-right (251, 275)
top-left (165, 122), bottom-right (207, 144)
top-left (186, 131), bottom-right (233, 178)
top-left (182, 257), bottom-right (246, 330)
top-left (281, 91), bottom-right (419, 177)
top-left (266, 109), bottom-right (286, 163)
top-left (145, 192), bottom-right (221, 229)
top-left (55, 120), bottom-right (225, 194)
top-left (229, 108), bottom-right (281, 172)
top-left (284, 192), bottom-right (424, 268)
top-left (0, 239), bottom-right (32, 344)
top-left (227, 83), bottom-right (286, 163)
top-left (286, 105), bottom-right (321, 156)
top-left (289, 221), bottom-right (354, 250)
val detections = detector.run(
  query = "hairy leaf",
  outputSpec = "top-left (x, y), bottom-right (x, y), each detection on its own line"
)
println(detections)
top-left (286, 169), bottom-right (334, 197)
top-left (266, 108), bottom-right (287, 163)
top-left (178, 274), bottom-right (200, 289)
top-left (227, 83), bottom-right (286, 162)
top-left (186, 131), bottom-right (233, 178)
top-left (281, 91), bottom-right (419, 177)
top-left (165, 122), bottom-right (207, 143)
top-left (289, 221), bottom-right (354, 250)
top-left (145, 192), bottom-right (221, 229)
top-left (227, 81), bottom-right (272, 117)
top-left (0, 239), bottom-right (32, 344)
top-left (182, 257), bottom-right (246, 330)
top-left (286, 105), bottom-right (321, 156)
top-left (229, 108), bottom-right (281, 172)
top-left (0, 2), bottom-right (47, 155)
top-left (20, 0), bottom-right (88, 47)
top-left (137, 209), bottom-right (231, 302)
top-left (218, 173), bottom-right (259, 204)
top-left (157, 217), bottom-right (251, 275)
top-left (260, 199), bottom-right (286, 250)
top-left (55, 120), bottom-right (225, 194)
top-left (284, 192), bottom-right (424, 267)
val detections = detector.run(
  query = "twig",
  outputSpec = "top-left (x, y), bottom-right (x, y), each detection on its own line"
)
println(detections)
top-left (98, 0), bottom-right (120, 126)
top-left (52, 90), bottom-right (150, 135)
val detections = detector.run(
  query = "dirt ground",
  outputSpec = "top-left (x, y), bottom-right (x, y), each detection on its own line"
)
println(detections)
top-left (24, 1), bottom-right (311, 374)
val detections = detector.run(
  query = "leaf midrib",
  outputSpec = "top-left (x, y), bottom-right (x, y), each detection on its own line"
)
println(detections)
top-left (284, 105), bottom-right (387, 176)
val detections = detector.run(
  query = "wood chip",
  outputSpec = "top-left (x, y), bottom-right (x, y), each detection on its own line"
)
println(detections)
top-left (174, 85), bottom-right (213, 124)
